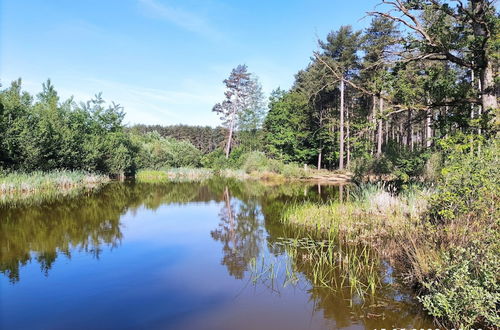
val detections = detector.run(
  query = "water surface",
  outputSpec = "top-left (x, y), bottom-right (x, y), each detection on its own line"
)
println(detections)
top-left (1, 180), bottom-right (433, 329)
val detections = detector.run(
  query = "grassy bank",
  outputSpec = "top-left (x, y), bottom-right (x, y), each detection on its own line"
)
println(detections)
top-left (135, 166), bottom-right (352, 184)
top-left (283, 184), bottom-right (430, 245)
top-left (282, 144), bottom-right (500, 329)
top-left (135, 168), bottom-right (287, 183)
top-left (0, 170), bottom-right (109, 205)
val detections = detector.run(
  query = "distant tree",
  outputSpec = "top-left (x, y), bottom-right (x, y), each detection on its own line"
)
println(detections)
top-left (128, 124), bottom-right (227, 154)
top-left (317, 25), bottom-right (362, 169)
top-left (237, 76), bottom-right (267, 151)
top-left (213, 65), bottom-right (252, 158)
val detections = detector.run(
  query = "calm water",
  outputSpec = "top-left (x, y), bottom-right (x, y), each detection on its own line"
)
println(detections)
top-left (0, 180), bottom-right (433, 330)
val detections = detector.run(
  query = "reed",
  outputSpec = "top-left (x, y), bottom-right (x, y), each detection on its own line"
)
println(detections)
top-left (249, 236), bottom-right (383, 302)
top-left (136, 168), bottom-right (214, 183)
top-left (0, 170), bottom-right (109, 206)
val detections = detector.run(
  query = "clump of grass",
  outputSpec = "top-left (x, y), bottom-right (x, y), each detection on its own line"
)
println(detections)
top-left (0, 170), bottom-right (109, 194)
top-left (250, 236), bottom-right (383, 301)
top-left (0, 170), bottom-right (109, 206)
top-left (217, 169), bottom-right (251, 180)
top-left (283, 183), bottom-right (431, 247)
top-left (136, 168), bottom-right (214, 183)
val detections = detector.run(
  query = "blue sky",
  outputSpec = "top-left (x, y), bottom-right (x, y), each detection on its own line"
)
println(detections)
top-left (1, 0), bottom-right (379, 126)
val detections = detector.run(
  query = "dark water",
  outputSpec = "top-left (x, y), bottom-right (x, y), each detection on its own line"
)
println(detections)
top-left (0, 180), bottom-right (434, 330)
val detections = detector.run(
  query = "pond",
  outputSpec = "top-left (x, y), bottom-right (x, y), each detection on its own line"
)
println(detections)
top-left (0, 180), bottom-right (434, 329)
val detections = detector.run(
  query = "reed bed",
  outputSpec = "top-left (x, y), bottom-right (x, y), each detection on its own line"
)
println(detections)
top-left (136, 168), bottom-right (214, 183)
top-left (0, 170), bottom-right (109, 206)
top-left (249, 236), bottom-right (384, 302)
top-left (0, 170), bottom-right (109, 194)
top-left (282, 183), bottom-right (432, 247)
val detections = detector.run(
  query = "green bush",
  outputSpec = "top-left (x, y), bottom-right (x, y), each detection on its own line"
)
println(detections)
top-left (281, 163), bottom-right (305, 178)
top-left (135, 131), bottom-right (202, 169)
top-left (428, 142), bottom-right (499, 222)
top-left (200, 149), bottom-right (227, 169)
top-left (350, 142), bottom-right (431, 182)
top-left (419, 141), bottom-right (500, 328)
top-left (242, 151), bottom-right (269, 173)
top-left (419, 241), bottom-right (500, 329)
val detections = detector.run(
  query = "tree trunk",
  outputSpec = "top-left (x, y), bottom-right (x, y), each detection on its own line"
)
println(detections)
top-left (426, 109), bottom-right (432, 148)
top-left (407, 109), bottom-right (413, 151)
top-left (470, 0), bottom-right (499, 117)
top-left (225, 107), bottom-right (236, 158)
top-left (339, 79), bottom-right (345, 170)
top-left (376, 96), bottom-right (383, 156)
top-left (478, 78), bottom-right (483, 155)
top-left (385, 119), bottom-right (389, 145)
top-left (370, 95), bottom-right (377, 155)
top-left (346, 103), bottom-right (351, 169)
top-left (317, 148), bottom-right (322, 170)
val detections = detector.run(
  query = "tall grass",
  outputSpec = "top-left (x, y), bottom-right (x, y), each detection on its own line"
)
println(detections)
top-left (136, 168), bottom-right (214, 183)
top-left (249, 237), bottom-right (383, 302)
top-left (282, 181), bottom-right (499, 329)
top-left (0, 170), bottom-right (109, 193)
top-left (282, 183), bottom-right (431, 246)
top-left (0, 170), bottom-right (109, 206)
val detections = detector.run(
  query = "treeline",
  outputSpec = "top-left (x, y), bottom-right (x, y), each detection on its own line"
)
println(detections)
top-left (0, 81), bottom-right (222, 175)
top-left (128, 124), bottom-right (227, 154)
top-left (0, 79), bottom-right (137, 177)
top-left (1, 1), bottom-right (498, 180)
top-left (260, 1), bottom-right (499, 177)
top-left (0, 79), bottom-right (265, 175)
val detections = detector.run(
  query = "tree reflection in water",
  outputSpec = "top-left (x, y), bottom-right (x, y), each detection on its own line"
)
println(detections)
top-left (0, 180), bottom-right (432, 328)
top-left (211, 186), bottom-right (264, 279)
top-left (0, 181), bottom-right (222, 283)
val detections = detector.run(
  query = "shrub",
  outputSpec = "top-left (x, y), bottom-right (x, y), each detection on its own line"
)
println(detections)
top-left (428, 142), bottom-right (499, 223)
top-left (281, 163), bottom-right (305, 178)
top-left (135, 132), bottom-right (202, 169)
top-left (242, 151), bottom-right (269, 173)
top-left (201, 149), bottom-right (227, 169)
top-left (419, 241), bottom-right (500, 329)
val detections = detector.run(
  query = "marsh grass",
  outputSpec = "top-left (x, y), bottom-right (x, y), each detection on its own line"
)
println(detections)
top-left (0, 170), bottom-right (109, 206)
top-left (282, 183), bottom-right (431, 248)
top-left (282, 181), bottom-right (500, 329)
top-left (136, 168), bottom-right (214, 183)
top-left (249, 236), bottom-right (383, 303)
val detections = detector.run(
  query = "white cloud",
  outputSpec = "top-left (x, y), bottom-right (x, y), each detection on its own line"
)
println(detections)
top-left (137, 0), bottom-right (223, 41)
top-left (82, 78), bottom-right (223, 126)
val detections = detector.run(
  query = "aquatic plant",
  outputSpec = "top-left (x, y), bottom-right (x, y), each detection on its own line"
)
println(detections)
top-left (0, 170), bottom-right (109, 206)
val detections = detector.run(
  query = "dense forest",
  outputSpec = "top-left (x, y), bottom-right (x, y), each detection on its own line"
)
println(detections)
top-left (2, 1), bottom-right (497, 181)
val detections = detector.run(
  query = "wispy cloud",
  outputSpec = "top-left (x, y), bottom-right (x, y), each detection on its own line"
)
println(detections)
top-left (138, 0), bottom-right (223, 41)
top-left (83, 77), bottom-right (223, 126)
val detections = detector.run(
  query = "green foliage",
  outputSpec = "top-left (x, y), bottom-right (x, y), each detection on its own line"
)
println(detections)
top-left (351, 143), bottom-right (431, 182)
top-left (419, 241), bottom-right (500, 329)
top-left (241, 151), bottom-right (270, 173)
top-left (201, 149), bottom-right (228, 169)
top-left (200, 146), bottom-right (247, 170)
top-left (128, 124), bottom-right (226, 154)
top-left (133, 131), bottom-right (202, 170)
top-left (0, 79), bottom-right (137, 176)
top-left (263, 89), bottom-right (316, 164)
top-left (429, 141), bottom-right (499, 222)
